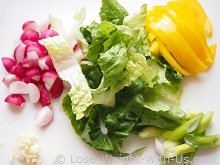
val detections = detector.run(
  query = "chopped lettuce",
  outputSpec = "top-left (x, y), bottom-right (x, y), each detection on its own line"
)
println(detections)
top-left (100, 0), bottom-right (128, 25)
top-left (59, 0), bottom-right (187, 157)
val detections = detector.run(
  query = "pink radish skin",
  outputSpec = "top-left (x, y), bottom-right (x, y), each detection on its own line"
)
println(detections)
top-left (22, 57), bottom-right (37, 68)
top-left (42, 71), bottom-right (58, 91)
top-left (28, 83), bottom-right (40, 103)
top-left (25, 67), bottom-right (42, 82)
top-left (20, 30), bottom-right (39, 42)
top-left (22, 21), bottom-right (37, 31)
top-left (2, 57), bottom-right (17, 72)
top-left (9, 81), bottom-right (29, 94)
top-left (3, 74), bottom-right (20, 87)
top-left (9, 64), bottom-right (25, 78)
top-left (23, 76), bottom-right (38, 85)
top-left (38, 56), bottom-right (54, 70)
top-left (26, 44), bottom-right (46, 59)
top-left (35, 106), bottom-right (53, 127)
top-left (39, 87), bottom-right (51, 106)
top-left (50, 77), bottom-right (64, 98)
top-left (40, 29), bottom-right (59, 39)
top-left (5, 94), bottom-right (25, 107)
top-left (14, 43), bottom-right (26, 63)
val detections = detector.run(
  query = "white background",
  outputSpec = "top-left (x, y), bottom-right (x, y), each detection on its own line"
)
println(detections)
top-left (0, 0), bottom-right (220, 164)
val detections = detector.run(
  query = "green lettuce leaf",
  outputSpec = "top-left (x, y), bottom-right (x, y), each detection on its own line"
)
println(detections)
top-left (100, 0), bottom-right (128, 25)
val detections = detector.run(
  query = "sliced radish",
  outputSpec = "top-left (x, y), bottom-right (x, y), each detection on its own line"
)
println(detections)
top-left (22, 21), bottom-right (37, 31)
top-left (25, 67), bottom-right (42, 82)
top-left (22, 57), bottom-right (37, 68)
top-left (9, 64), bottom-right (25, 78)
top-left (14, 43), bottom-right (26, 63)
top-left (38, 56), bottom-right (54, 70)
top-left (20, 30), bottom-right (39, 42)
top-left (50, 77), bottom-right (64, 98)
top-left (42, 71), bottom-right (58, 91)
top-left (9, 81), bottom-right (28, 94)
top-left (40, 29), bottom-right (59, 39)
top-left (28, 83), bottom-right (40, 103)
top-left (39, 87), bottom-right (51, 106)
top-left (3, 74), bottom-right (20, 87)
top-left (26, 44), bottom-right (46, 59)
top-left (35, 106), bottom-right (53, 127)
top-left (5, 94), bottom-right (25, 107)
top-left (2, 57), bottom-right (17, 72)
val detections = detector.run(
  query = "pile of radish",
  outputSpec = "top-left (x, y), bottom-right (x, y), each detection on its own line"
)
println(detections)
top-left (2, 21), bottom-right (64, 127)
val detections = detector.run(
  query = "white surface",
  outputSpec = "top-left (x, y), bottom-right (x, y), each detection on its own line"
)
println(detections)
top-left (0, 0), bottom-right (219, 165)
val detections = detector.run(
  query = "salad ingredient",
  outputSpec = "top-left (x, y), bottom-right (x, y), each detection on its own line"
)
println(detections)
top-left (146, 0), bottom-right (216, 75)
top-left (41, 71), bottom-right (58, 91)
top-left (11, 133), bottom-right (40, 165)
top-left (49, 76), bottom-right (64, 98)
top-left (38, 56), bottom-right (54, 70)
top-left (9, 64), bottom-right (25, 78)
top-left (26, 43), bottom-right (46, 60)
top-left (25, 67), bottom-right (42, 82)
top-left (9, 81), bottom-right (29, 94)
top-left (42, 36), bottom-right (92, 120)
top-left (5, 94), bottom-right (25, 107)
top-left (34, 106), bottom-right (53, 127)
top-left (39, 87), bottom-right (51, 106)
top-left (14, 43), bottom-right (26, 63)
top-left (3, 74), bottom-right (20, 87)
top-left (2, 57), bottom-right (17, 72)
top-left (20, 30), bottom-right (39, 42)
top-left (28, 83), bottom-right (40, 103)
top-left (22, 21), bottom-right (38, 31)
top-left (139, 126), bottom-right (164, 138)
top-left (39, 29), bottom-right (59, 39)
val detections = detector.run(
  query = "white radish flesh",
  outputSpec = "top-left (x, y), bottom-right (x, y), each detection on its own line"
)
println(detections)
top-left (14, 43), bottom-right (26, 63)
top-left (28, 83), bottom-right (40, 103)
top-left (42, 71), bottom-right (58, 91)
top-left (38, 56), bottom-right (54, 70)
top-left (35, 106), bottom-right (53, 127)
top-left (3, 74), bottom-right (20, 87)
top-left (40, 29), bottom-right (59, 39)
top-left (2, 57), bottom-right (17, 72)
top-left (5, 94), bottom-right (25, 107)
top-left (25, 67), bottom-right (42, 82)
top-left (9, 81), bottom-right (29, 94)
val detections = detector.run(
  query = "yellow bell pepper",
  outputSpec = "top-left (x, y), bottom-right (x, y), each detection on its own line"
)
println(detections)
top-left (146, 0), bottom-right (216, 75)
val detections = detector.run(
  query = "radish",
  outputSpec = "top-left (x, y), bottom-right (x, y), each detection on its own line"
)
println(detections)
top-left (3, 74), bottom-right (20, 87)
top-left (26, 44), bottom-right (46, 59)
top-left (23, 76), bottom-right (38, 85)
top-left (2, 57), bottom-right (17, 72)
top-left (14, 43), bottom-right (26, 63)
top-left (28, 83), bottom-right (40, 103)
top-left (42, 71), bottom-right (58, 91)
top-left (39, 87), bottom-right (51, 106)
top-left (35, 106), bottom-right (53, 127)
top-left (40, 29), bottom-right (59, 39)
top-left (25, 67), bottom-right (42, 82)
top-left (22, 57), bottom-right (37, 68)
top-left (22, 21), bottom-right (37, 31)
top-left (9, 64), bottom-right (25, 78)
top-left (9, 81), bottom-right (29, 94)
top-left (20, 30), bottom-right (39, 42)
top-left (5, 94), bottom-right (25, 107)
top-left (38, 56), bottom-right (54, 70)
top-left (50, 77), bottom-right (64, 98)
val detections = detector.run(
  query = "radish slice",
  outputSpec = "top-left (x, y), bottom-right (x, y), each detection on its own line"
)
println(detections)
top-left (42, 71), bottom-right (58, 91)
top-left (35, 106), bottom-right (53, 127)
top-left (50, 77), bottom-right (64, 98)
top-left (38, 56), bottom-right (54, 70)
top-left (25, 67), bottom-right (42, 82)
top-left (9, 81), bottom-right (29, 94)
top-left (14, 43), bottom-right (26, 63)
top-left (20, 30), bottom-right (39, 42)
top-left (28, 83), bottom-right (40, 103)
top-left (5, 94), bottom-right (25, 107)
top-left (2, 57), bottom-right (17, 72)
top-left (22, 21), bottom-right (37, 31)
top-left (26, 44), bottom-right (46, 59)
top-left (39, 87), bottom-right (51, 106)
top-left (40, 29), bottom-right (59, 39)
top-left (9, 64), bottom-right (25, 78)
top-left (3, 74), bottom-right (20, 87)
top-left (22, 57), bottom-right (37, 68)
